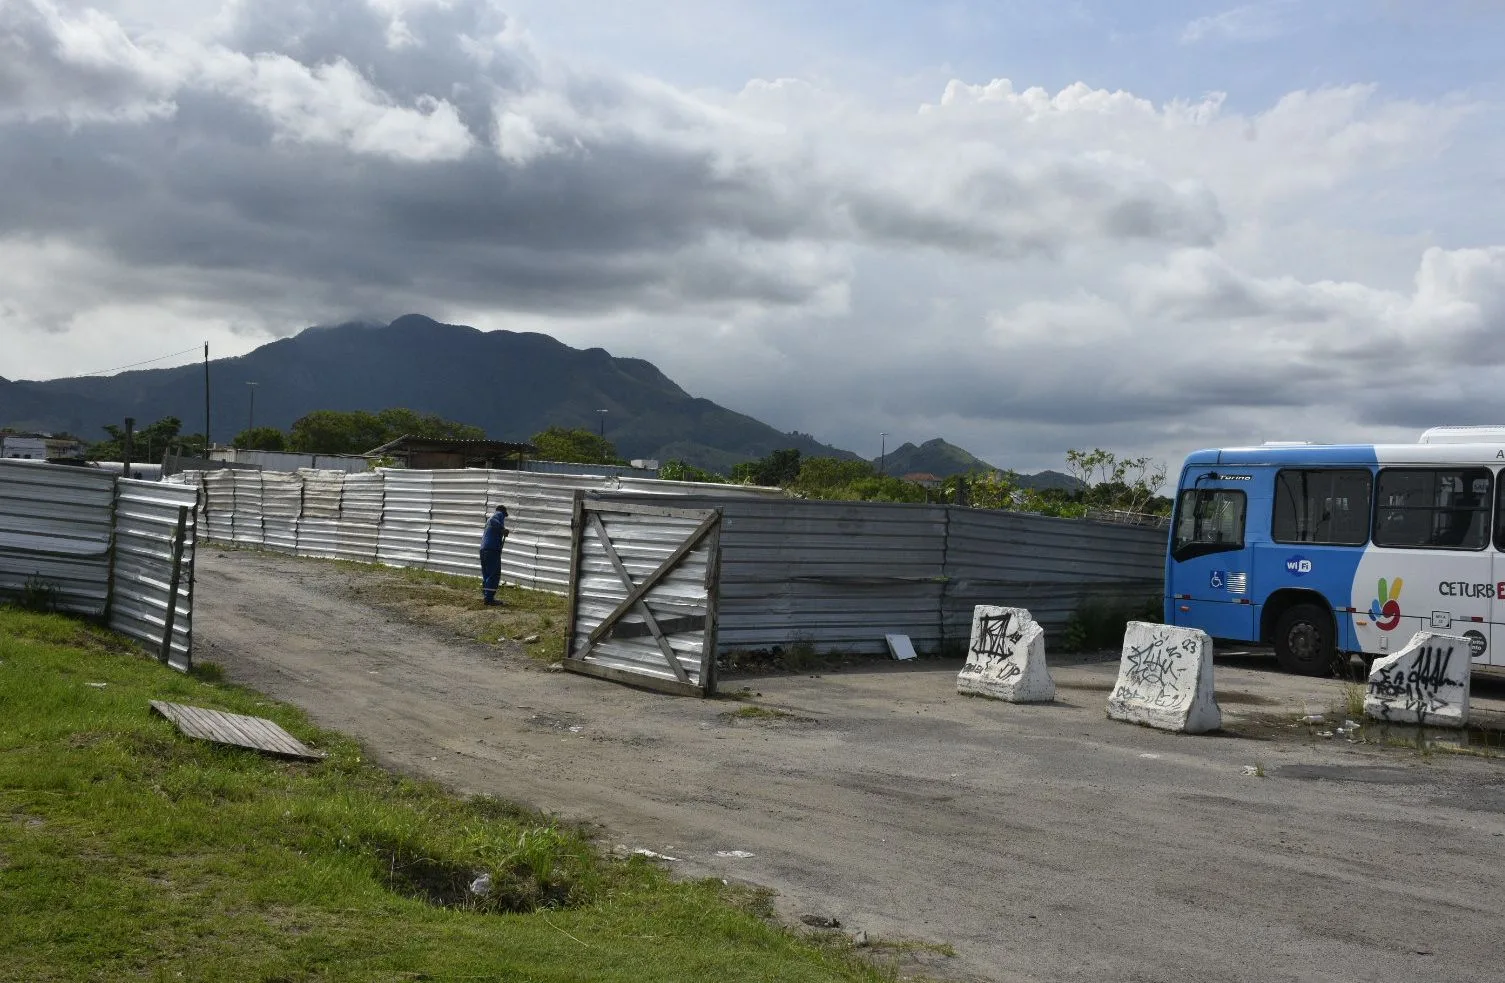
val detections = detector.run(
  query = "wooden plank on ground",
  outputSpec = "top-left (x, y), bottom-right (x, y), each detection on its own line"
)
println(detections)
top-left (149, 700), bottom-right (326, 761)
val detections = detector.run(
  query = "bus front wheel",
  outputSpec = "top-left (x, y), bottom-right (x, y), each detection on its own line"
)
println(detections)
top-left (1273, 604), bottom-right (1336, 676)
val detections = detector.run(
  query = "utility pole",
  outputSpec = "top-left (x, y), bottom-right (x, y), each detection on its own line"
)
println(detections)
top-left (879, 432), bottom-right (888, 476)
top-left (203, 343), bottom-right (211, 455)
top-left (246, 381), bottom-right (258, 436)
top-left (597, 409), bottom-right (608, 437)
top-left (122, 416), bottom-right (135, 478)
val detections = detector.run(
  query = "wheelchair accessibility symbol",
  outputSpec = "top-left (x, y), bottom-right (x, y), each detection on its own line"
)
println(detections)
top-left (1209, 571), bottom-right (1226, 590)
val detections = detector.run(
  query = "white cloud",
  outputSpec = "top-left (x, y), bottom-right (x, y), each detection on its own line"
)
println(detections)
top-left (1181, 2), bottom-right (1292, 45)
top-left (0, 0), bottom-right (1501, 472)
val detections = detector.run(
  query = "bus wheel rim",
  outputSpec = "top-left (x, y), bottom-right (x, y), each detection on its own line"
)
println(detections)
top-left (1288, 623), bottom-right (1320, 661)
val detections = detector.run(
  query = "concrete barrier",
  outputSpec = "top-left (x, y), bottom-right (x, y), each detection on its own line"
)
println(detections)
top-left (1364, 631), bottom-right (1470, 728)
top-left (956, 606), bottom-right (1055, 703)
top-left (1107, 622), bottom-right (1221, 733)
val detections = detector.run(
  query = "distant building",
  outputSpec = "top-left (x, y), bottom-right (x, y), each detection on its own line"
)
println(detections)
top-left (903, 472), bottom-right (942, 490)
top-left (0, 431), bottom-right (83, 461)
top-left (206, 447), bottom-right (372, 474)
top-left (366, 435), bottom-right (538, 470)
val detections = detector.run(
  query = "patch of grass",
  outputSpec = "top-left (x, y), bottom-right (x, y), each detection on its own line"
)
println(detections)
top-left (1339, 682), bottom-right (1366, 720)
top-left (17, 574), bottom-right (63, 613)
top-left (781, 636), bottom-right (820, 673)
top-left (314, 555), bottom-right (570, 663)
top-left (1062, 596), bottom-right (1161, 653)
top-left (0, 605), bottom-right (904, 982)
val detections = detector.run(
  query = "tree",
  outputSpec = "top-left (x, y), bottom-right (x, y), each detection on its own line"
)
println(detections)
top-left (530, 426), bottom-right (621, 465)
top-left (788, 457), bottom-right (926, 503)
top-left (658, 460), bottom-right (726, 483)
top-left (1064, 448), bottom-right (1168, 515)
top-left (287, 408), bottom-right (485, 454)
top-left (957, 470), bottom-right (1022, 510)
top-left (231, 427), bottom-right (287, 451)
top-left (87, 416), bottom-right (202, 461)
top-left (730, 448), bottom-right (801, 487)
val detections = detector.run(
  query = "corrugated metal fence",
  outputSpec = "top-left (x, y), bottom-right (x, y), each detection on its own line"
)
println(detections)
top-left (164, 463), bottom-right (1167, 661)
top-left (170, 467), bottom-right (780, 593)
top-left (594, 493), bottom-right (1167, 655)
top-left (0, 461), bottom-right (201, 671)
top-left (109, 479), bottom-right (198, 671)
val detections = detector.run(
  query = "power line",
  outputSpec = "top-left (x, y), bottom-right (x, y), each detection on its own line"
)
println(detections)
top-left (81, 345), bottom-right (203, 377)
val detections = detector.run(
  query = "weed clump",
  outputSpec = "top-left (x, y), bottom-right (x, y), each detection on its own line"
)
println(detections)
top-left (1062, 596), bottom-right (1161, 652)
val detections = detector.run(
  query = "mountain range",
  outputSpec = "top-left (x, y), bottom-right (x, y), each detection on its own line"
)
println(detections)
top-left (2, 314), bottom-right (1071, 484)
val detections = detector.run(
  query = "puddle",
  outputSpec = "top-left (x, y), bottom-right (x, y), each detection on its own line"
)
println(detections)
top-left (1358, 722), bottom-right (1505, 753)
top-left (1052, 680), bottom-right (1113, 693)
top-left (1278, 764), bottom-right (1419, 784)
top-left (1215, 691), bottom-right (1279, 706)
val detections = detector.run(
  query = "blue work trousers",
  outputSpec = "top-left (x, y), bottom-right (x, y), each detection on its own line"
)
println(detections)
top-left (479, 549), bottom-right (502, 601)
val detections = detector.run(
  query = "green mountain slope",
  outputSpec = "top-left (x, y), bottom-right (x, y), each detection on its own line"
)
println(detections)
top-left (0, 315), bottom-right (856, 472)
top-left (876, 438), bottom-right (996, 477)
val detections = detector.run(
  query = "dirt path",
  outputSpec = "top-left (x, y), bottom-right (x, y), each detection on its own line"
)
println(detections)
top-left (195, 549), bottom-right (1505, 983)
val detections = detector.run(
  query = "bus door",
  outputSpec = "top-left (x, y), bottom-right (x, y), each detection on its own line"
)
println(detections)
top-left (1358, 466), bottom-right (1495, 662)
top-left (1489, 471), bottom-right (1505, 670)
top-left (1168, 480), bottom-right (1256, 641)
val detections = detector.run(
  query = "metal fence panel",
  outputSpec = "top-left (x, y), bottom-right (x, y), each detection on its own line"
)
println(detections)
top-left (0, 461), bottom-right (116, 614)
top-left (595, 494), bottom-right (949, 655)
top-left (377, 469), bottom-right (432, 568)
top-left (109, 480), bottom-right (198, 671)
top-left (230, 470), bottom-right (264, 546)
top-left (261, 472), bottom-right (302, 553)
top-left (942, 508), bottom-right (1167, 637)
top-left (487, 471), bottom-right (609, 591)
top-left (566, 498), bottom-right (721, 696)
top-left (425, 470), bottom-right (490, 579)
top-left (335, 472), bottom-right (383, 563)
top-left (202, 470), bottom-right (235, 542)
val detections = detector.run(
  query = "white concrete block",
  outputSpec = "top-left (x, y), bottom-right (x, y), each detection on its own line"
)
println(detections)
top-left (956, 606), bottom-right (1055, 703)
top-left (1106, 622), bottom-right (1221, 734)
top-left (885, 634), bottom-right (917, 661)
top-left (1364, 631), bottom-right (1470, 728)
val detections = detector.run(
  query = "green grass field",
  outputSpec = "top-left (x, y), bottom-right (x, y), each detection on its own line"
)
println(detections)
top-left (0, 607), bottom-right (900, 983)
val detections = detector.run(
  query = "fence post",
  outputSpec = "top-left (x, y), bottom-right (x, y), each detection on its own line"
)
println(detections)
top-left (158, 505), bottom-right (190, 665)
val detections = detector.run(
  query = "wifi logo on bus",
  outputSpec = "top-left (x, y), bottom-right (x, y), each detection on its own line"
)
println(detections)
top-left (1369, 577), bottom-right (1403, 632)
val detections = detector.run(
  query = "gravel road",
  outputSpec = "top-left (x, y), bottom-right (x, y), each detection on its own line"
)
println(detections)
top-left (194, 549), bottom-right (1505, 983)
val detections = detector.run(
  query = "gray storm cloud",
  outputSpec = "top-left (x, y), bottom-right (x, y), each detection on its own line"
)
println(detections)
top-left (1, 0), bottom-right (1502, 470)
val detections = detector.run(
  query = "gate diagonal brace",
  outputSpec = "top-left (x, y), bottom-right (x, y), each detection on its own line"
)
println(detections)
top-left (577, 511), bottom-right (692, 684)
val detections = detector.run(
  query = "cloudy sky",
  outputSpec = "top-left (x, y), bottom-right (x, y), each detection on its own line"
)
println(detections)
top-left (3, 0), bottom-right (1504, 472)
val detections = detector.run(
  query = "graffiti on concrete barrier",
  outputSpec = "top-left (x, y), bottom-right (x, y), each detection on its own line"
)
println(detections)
top-left (1370, 642), bottom-right (1462, 721)
top-left (963, 611), bottom-right (1026, 678)
top-left (1113, 631), bottom-right (1195, 709)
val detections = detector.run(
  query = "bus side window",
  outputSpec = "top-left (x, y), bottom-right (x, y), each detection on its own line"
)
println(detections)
top-left (1374, 467), bottom-right (1492, 550)
top-left (1272, 469), bottom-right (1371, 545)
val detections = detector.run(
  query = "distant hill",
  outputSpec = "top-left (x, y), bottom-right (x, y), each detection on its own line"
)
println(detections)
top-left (0, 314), bottom-right (858, 473)
top-left (878, 438), bottom-right (997, 478)
top-left (875, 438), bottom-right (1085, 491)
top-left (1015, 469), bottom-right (1084, 492)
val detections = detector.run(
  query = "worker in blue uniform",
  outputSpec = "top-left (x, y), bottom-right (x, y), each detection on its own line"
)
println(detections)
top-left (479, 504), bottom-right (508, 606)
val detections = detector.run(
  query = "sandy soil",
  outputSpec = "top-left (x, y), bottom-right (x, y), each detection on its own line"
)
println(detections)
top-left (194, 548), bottom-right (1505, 983)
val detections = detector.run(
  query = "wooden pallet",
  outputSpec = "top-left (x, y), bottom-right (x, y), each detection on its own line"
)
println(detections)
top-left (149, 700), bottom-right (326, 761)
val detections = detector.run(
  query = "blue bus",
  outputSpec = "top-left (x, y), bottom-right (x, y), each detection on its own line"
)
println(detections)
top-left (1166, 427), bottom-right (1505, 675)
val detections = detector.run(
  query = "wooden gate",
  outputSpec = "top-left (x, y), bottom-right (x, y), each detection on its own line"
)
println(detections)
top-left (564, 494), bottom-right (723, 696)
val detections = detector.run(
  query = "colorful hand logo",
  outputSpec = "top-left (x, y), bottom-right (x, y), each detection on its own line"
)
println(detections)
top-left (1369, 577), bottom-right (1403, 631)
